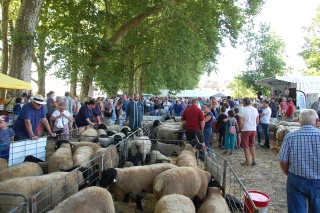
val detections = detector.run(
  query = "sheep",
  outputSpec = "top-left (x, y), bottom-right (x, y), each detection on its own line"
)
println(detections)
top-left (71, 142), bottom-right (101, 152)
top-left (47, 186), bottom-right (115, 213)
top-left (93, 145), bottom-right (119, 169)
top-left (100, 163), bottom-right (177, 210)
top-left (0, 162), bottom-right (43, 182)
top-left (0, 158), bottom-right (8, 171)
top-left (155, 194), bottom-right (196, 213)
top-left (97, 129), bottom-right (106, 137)
top-left (72, 146), bottom-right (94, 167)
top-left (197, 187), bottom-right (231, 213)
top-left (153, 167), bottom-right (211, 204)
top-left (148, 150), bottom-right (173, 164)
top-left (151, 141), bottom-right (185, 156)
top-left (204, 154), bottom-right (222, 184)
top-left (99, 130), bottom-right (117, 147)
top-left (130, 136), bottom-right (152, 165)
top-left (106, 124), bottom-right (121, 132)
top-left (157, 127), bottom-right (185, 142)
top-left (0, 171), bottom-right (83, 213)
top-left (48, 141), bottom-right (74, 173)
top-left (176, 143), bottom-right (197, 167)
top-left (23, 155), bottom-right (48, 174)
top-left (78, 128), bottom-right (98, 142)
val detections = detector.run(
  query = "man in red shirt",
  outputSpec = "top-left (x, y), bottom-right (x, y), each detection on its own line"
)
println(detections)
top-left (286, 98), bottom-right (295, 120)
top-left (181, 98), bottom-right (206, 153)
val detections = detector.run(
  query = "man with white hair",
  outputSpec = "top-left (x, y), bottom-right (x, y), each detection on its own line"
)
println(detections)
top-left (278, 109), bottom-right (320, 213)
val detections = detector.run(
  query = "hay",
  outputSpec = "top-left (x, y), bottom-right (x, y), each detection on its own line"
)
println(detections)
top-left (113, 194), bottom-right (157, 213)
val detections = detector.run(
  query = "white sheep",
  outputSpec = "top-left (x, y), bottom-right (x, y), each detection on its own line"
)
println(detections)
top-left (99, 130), bottom-right (117, 147)
top-left (130, 136), bottom-right (152, 165)
top-left (100, 163), bottom-right (177, 209)
top-left (0, 162), bottom-right (43, 182)
top-left (78, 128), bottom-right (98, 142)
top-left (156, 127), bottom-right (185, 141)
top-left (151, 141), bottom-right (184, 156)
top-left (153, 167), bottom-right (211, 203)
top-left (204, 154), bottom-right (222, 184)
top-left (155, 194), bottom-right (196, 213)
top-left (97, 129), bottom-right (106, 137)
top-left (48, 142), bottom-right (74, 173)
top-left (106, 124), bottom-right (121, 132)
top-left (71, 142), bottom-right (102, 153)
top-left (176, 143), bottom-right (197, 167)
top-left (0, 171), bottom-right (83, 213)
top-left (197, 187), bottom-right (231, 213)
top-left (0, 158), bottom-right (8, 171)
top-left (149, 150), bottom-right (173, 164)
top-left (93, 145), bottom-right (119, 169)
top-left (47, 186), bottom-right (115, 213)
top-left (72, 146), bottom-right (94, 167)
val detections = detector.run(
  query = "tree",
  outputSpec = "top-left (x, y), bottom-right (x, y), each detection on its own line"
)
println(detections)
top-left (227, 78), bottom-right (256, 98)
top-left (238, 22), bottom-right (288, 96)
top-left (300, 5), bottom-right (320, 75)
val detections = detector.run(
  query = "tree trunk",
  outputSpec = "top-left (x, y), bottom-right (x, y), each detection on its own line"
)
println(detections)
top-left (80, 72), bottom-right (93, 102)
top-left (1, 0), bottom-right (10, 99)
top-left (70, 69), bottom-right (78, 97)
top-left (9, 0), bottom-right (45, 82)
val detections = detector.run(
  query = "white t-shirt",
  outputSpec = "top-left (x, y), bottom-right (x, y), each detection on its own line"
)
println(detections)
top-left (163, 101), bottom-right (172, 111)
top-left (260, 107), bottom-right (271, 124)
top-left (239, 106), bottom-right (258, 131)
top-left (52, 110), bottom-right (71, 128)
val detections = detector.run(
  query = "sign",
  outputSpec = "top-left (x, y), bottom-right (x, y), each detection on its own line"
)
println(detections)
top-left (8, 137), bottom-right (47, 167)
top-left (296, 91), bottom-right (306, 110)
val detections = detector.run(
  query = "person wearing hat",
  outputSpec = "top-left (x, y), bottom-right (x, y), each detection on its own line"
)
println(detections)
top-left (13, 94), bottom-right (56, 141)
top-left (50, 102), bottom-right (73, 140)
top-left (0, 115), bottom-right (15, 160)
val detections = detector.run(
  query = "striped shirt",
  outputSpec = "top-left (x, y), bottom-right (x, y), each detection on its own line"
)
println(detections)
top-left (278, 125), bottom-right (320, 179)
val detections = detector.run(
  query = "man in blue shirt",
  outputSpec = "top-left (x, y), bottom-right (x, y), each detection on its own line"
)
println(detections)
top-left (126, 94), bottom-right (144, 130)
top-left (13, 95), bottom-right (55, 141)
top-left (120, 94), bottom-right (130, 113)
top-left (278, 109), bottom-right (320, 213)
top-left (171, 100), bottom-right (184, 117)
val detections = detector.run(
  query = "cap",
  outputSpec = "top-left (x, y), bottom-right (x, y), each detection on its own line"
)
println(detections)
top-left (0, 115), bottom-right (9, 122)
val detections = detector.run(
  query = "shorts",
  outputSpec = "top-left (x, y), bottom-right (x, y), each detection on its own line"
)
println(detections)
top-left (281, 109), bottom-right (286, 114)
top-left (186, 130), bottom-right (204, 144)
top-left (241, 131), bottom-right (256, 148)
top-left (145, 106), bottom-right (150, 112)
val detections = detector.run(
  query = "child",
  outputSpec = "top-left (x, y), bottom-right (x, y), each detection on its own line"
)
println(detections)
top-left (216, 106), bottom-right (227, 148)
top-left (0, 115), bottom-right (15, 160)
top-left (280, 98), bottom-right (287, 119)
top-left (234, 108), bottom-right (241, 149)
top-left (13, 97), bottom-right (22, 120)
top-left (223, 110), bottom-right (239, 155)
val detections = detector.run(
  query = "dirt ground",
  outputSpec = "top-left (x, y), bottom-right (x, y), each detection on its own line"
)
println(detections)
top-left (211, 139), bottom-right (287, 213)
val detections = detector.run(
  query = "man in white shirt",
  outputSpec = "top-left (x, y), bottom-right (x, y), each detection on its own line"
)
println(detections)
top-left (162, 98), bottom-right (172, 117)
top-left (239, 97), bottom-right (259, 166)
top-left (259, 100), bottom-right (271, 148)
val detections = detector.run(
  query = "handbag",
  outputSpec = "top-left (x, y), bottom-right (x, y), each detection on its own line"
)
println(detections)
top-left (228, 118), bottom-right (236, 135)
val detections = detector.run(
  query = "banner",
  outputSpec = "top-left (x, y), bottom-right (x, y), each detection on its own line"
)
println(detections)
top-left (296, 91), bottom-right (306, 110)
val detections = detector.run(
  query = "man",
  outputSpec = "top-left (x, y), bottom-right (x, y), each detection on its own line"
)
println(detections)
top-left (120, 94), bottom-right (129, 113)
top-left (269, 98), bottom-right (280, 118)
top-left (126, 94), bottom-right (144, 130)
top-left (311, 97), bottom-right (320, 118)
top-left (162, 98), bottom-right (172, 117)
top-left (227, 96), bottom-right (235, 109)
top-left (259, 100), bottom-right (271, 148)
top-left (278, 109), bottom-right (320, 213)
top-left (61, 91), bottom-right (75, 131)
top-left (46, 91), bottom-right (55, 121)
top-left (181, 99), bottom-right (206, 153)
top-left (13, 95), bottom-right (56, 141)
top-left (238, 97), bottom-right (259, 166)
top-left (171, 100), bottom-right (184, 117)
top-left (73, 95), bottom-right (81, 117)
top-left (4, 92), bottom-right (14, 110)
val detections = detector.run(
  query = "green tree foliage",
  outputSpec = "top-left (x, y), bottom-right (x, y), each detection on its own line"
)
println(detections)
top-left (300, 5), bottom-right (320, 75)
top-left (227, 78), bottom-right (256, 98)
top-left (237, 22), bottom-right (287, 96)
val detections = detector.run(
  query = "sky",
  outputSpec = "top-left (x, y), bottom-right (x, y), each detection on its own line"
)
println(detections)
top-left (37, 0), bottom-right (320, 96)
top-left (203, 0), bottom-right (319, 82)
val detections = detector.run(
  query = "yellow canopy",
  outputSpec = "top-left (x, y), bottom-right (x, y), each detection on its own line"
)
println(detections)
top-left (0, 73), bottom-right (32, 90)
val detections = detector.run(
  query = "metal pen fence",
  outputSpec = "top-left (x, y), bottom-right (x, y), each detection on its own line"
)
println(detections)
top-left (0, 193), bottom-right (28, 213)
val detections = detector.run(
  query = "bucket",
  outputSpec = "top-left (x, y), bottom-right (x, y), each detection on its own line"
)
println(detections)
top-left (244, 190), bottom-right (270, 213)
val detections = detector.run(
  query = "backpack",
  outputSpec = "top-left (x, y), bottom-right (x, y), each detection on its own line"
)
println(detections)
top-left (228, 118), bottom-right (236, 135)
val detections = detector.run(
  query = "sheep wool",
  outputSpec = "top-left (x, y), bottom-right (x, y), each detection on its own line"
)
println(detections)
top-left (153, 167), bottom-right (211, 202)
top-left (0, 162), bottom-right (43, 182)
top-left (106, 124), bottom-right (121, 132)
top-left (204, 154), bottom-right (221, 184)
top-left (149, 150), bottom-right (173, 164)
top-left (72, 146), bottom-right (94, 167)
top-left (197, 187), bottom-right (231, 213)
top-left (155, 194), bottom-right (196, 213)
top-left (0, 171), bottom-right (83, 213)
top-left (176, 144), bottom-right (197, 167)
top-left (131, 136), bottom-right (152, 165)
top-left (93, 145), bottom-right (119, 169)
top-left (48, 143), bottom-right (73, 173)
top-left (0, 158), bottom-right (8, 171)
top-left (47, 186), bottom-right (115, 213)
top-left (151, 142), bottom-right (184, 157)
top-left (79, 128), bottom-right (98, 142)
top-left (71, 142), bottom-right (101, 153)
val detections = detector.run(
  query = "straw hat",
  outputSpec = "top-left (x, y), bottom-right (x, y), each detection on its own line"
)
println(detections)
top-left (32, 94), bottom-right (47, 105)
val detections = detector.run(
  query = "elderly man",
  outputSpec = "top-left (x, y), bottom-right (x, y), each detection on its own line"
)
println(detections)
top-left (13, 95), bottom-right (56, 141)
top-left (181, 99), bottom-right (207, 153)
top-left (126, 94), bottom-right (144, 130)
top-left (278, 109), bottom-right (320, 213)
top-left (238, 97), bottom-right (259, 166)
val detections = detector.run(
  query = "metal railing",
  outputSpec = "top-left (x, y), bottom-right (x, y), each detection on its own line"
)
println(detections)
top-left (0, 193), bottom-right (28, 213)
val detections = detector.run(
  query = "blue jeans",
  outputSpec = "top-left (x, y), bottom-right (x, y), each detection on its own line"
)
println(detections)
top-left (272, 112), bottom-right (278, 118)
top-left (257, 124), bottom-right (262, 144)
top-left (287, 172), bottom-right (320, 213)
top-left (174, 112), bottom-right (182, 117)
top-left (260, 123), bottom-right (270, 147)
top-left (203, 128), bottom-right (212, 149)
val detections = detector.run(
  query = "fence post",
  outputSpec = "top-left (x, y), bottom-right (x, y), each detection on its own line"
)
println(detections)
top-left (31, 196), bottom-right (37, 213)
top-left (98, 156), bottom-right (103, 180)
top-left (222, 160), bottom-right (227, 197)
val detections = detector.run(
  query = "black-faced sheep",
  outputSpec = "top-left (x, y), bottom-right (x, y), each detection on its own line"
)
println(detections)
top-left (0, 158), bottom-right (8, 171)
top-left (151, 141), bottom-right (184, 156)
top-left (78, 128), bottom-right (98, 142)
top-left (47, 186), bottom-right (115, 213)
top-left (153, 167), bottom-right (211, 204)
top-left (155, 194), bottom-right (196, 213)
top-left (48, 141), bottom-right (74, 173)
top-left (0, 171), bottom-right (83, 213)
top-left (197, 187), bottom-right (231, 213)
top-left (106, 124), bottom-right (121, 132)
top-left (100, 163), bottom-right (177, 209)
top-left (0, 162), bottom-right (43, 182)
top-left (148, 150), bottom-right (173, 164)
top-left (93, 145), bottom-right (119, 169)
top-left (156, 127), bottom-right (185, 142)
top-left (129, 136), bottom-right (152, 165)
top-left (176, 143), bottom-right (197, 167)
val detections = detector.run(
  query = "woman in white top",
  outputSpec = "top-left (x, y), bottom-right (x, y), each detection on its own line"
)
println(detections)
top-left (50, 102), bottom-right (73, 140)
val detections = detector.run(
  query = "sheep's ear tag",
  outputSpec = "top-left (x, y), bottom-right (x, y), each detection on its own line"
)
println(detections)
top-left (113, 178), bottom-right (117, 183)
top-left (86, 180), bottom-right (89, 184)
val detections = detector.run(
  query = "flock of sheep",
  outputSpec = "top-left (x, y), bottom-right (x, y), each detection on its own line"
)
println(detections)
top-left (0, 118), bottom-right (230, 213)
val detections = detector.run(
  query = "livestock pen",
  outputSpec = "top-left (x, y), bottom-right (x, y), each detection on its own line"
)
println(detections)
top-left (1, 124), bottom-right (260, 213)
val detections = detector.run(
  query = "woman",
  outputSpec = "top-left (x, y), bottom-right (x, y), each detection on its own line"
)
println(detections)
top-left (75, 100), bottom-right (101, 128)
top-left (203, 104), bottom-right (214, 150)
top-left (53, 96), bottom-right (61, 110)
top-left (115, 100), bottom-right (125, 127)
top-left (223, 110), bottom-right (239, 155)
top-left (50, 102), bottom-right (73, 140)
top-left (104, 99), bottom-right (116, 125)
top-left (286, 98), bottom-right (295, 120)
